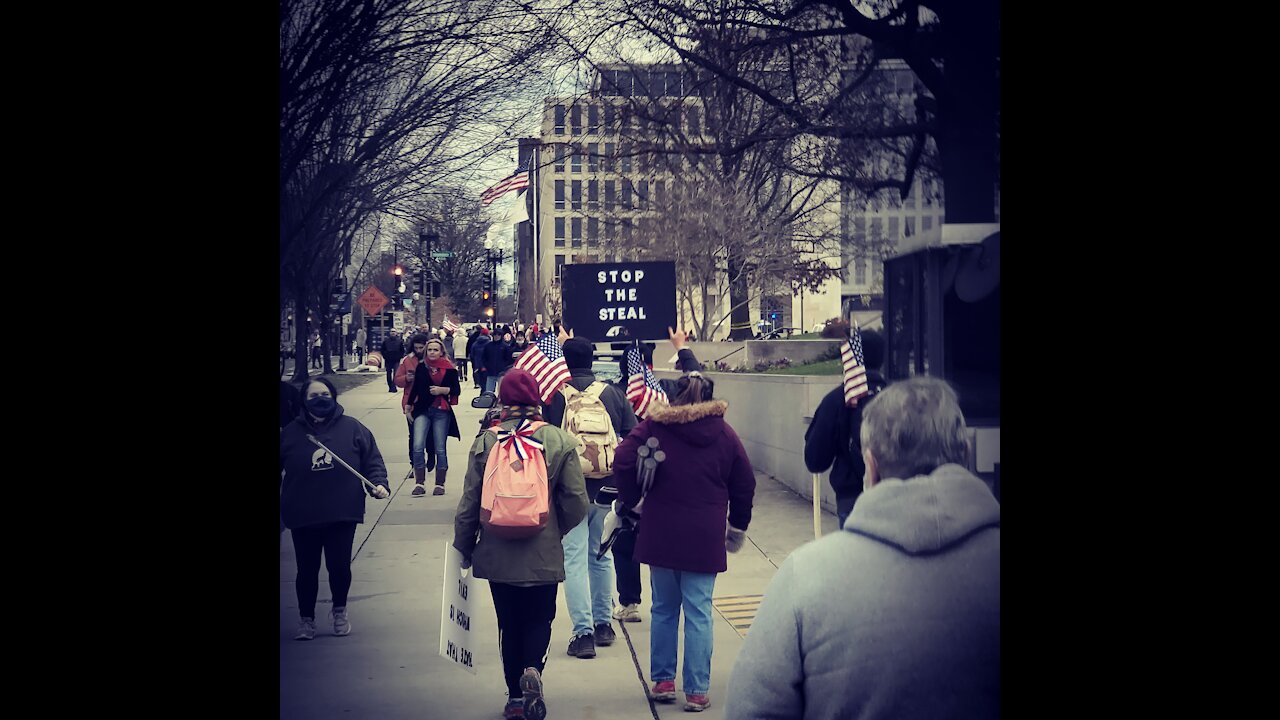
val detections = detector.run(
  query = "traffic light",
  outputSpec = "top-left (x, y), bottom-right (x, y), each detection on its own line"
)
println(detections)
top-left (414, 272), bottom-right (426, 296)
top-left (431, 281), bottom-right (442, 298)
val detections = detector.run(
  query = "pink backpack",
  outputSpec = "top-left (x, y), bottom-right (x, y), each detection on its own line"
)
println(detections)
top-left (480, 419), bottom-right (551, 539)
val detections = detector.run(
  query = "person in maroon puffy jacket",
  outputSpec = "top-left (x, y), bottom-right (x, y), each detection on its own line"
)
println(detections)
top-left (613, 373), bottom-right (756, 713)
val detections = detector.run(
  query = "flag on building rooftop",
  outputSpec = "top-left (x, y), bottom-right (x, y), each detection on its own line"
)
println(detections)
top-left (481, 159), bottom-right (531, 206)
top-left (626, 342), bottom-right (666, 419)
top-left (513, 331), bottom-right (571, 404)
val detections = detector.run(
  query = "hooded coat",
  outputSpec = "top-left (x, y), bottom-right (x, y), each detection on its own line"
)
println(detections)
top-left (803, 370), bottom-right (889, 504)
top-left (614, 399), bottom-right (755, 574)
top-left (723, 464), bottom-right (1000, 720)
top-left (280, 404), bottom-right (389, 530)
top-left (469, 333), bottom-right (492, 371)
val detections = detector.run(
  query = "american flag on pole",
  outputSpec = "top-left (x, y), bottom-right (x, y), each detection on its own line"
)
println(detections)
top-left (626, 342), bottom-right (666, 419)
top-left (481, 159), bottom-right (531, 206)
top-left (442, 316), bottom-right (458, 333)
top-left (513, 332), bottom-right (571, 404)
top-left (842, 321), bottom-right (870, 407)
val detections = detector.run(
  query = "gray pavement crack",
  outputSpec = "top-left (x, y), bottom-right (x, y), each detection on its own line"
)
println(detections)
top-left (619, 622), bottom-right (663, 720)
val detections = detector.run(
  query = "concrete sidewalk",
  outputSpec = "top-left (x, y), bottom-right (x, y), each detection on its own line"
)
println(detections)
top-left (281, 376), bottom-right (841, 720)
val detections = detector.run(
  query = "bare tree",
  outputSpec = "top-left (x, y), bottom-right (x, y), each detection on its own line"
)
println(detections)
top-left (281, 0), bottom-right (578, 380)
top-left (390, 188), bottom-right (495, 325)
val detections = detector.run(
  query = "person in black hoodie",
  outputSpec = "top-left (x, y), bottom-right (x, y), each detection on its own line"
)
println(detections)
top-left (280, 377), bottom-right (390, 641)
top-left (802, 328), bottom-right (889, 529)
top-left (380, 332), bottom-right (406, 392)
top-left (483, 326), bottom-right (516, 394)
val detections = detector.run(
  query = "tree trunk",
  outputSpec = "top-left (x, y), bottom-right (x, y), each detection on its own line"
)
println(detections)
top-left (937, 3), bottom-right (1000, 225)
top-left (290, 292), bottom-right (310, 384)
top-left (728, 252), bottom-right (752, 340)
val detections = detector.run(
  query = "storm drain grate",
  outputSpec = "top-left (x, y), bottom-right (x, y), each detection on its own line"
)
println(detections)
top-left (712, 594), bottom-right (764, 638)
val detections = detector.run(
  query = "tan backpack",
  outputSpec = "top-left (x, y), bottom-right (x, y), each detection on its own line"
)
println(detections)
top-left (560, 381), bottom-right (619, 479)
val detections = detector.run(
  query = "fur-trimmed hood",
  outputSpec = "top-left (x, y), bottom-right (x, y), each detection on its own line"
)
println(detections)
top-left (645, 400), bottom-right (729, 447)
top-left (646, 399), bottom-right (728, 424)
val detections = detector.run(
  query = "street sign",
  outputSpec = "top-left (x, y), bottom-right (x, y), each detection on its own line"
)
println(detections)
top-left (357, 286), bottom-right (389, 316)
top-left (431, 251), bottom-right (454, 259)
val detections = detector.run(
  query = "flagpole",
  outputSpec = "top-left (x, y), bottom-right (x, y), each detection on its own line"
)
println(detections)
top-left (532, 145), bottom-right (539, 317)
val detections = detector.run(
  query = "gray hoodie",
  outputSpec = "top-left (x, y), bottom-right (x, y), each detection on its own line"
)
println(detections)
top-left (724, 464), bottom-right (1000, 720)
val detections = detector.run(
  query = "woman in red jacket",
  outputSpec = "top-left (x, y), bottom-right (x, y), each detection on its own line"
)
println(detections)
top-left (405, 337), bottom-right (461, 495)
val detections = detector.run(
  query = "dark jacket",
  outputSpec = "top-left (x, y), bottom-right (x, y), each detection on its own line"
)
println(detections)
top-left (803, 371), bottom-right (888, 502)
top-left (545, 368), bottom-right (638, 501)
top-left (405, 365), bottom-right (462, 439)
top-left (380, 335), bottom-right (405, 362)
top-left (279, 381), bottom-right (300, 430)
top-left (280, 404), bottom-right (389, 530)
top-left (453, 416), bottom-right (589, 583)
top-left (503, 340), bottom-right (529, 369)
top-left (469, 334), bottom-right (492, 370)
top-left (614, 399), bottom-right (756, 574)
top-left (484, 338), bottom-right (514, 375)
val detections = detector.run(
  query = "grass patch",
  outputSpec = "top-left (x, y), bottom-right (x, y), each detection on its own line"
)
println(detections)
top-left (759, 358), bottom-right (842, 375)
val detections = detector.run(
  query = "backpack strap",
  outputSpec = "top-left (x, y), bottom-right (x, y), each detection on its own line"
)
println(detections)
top-left (582, 381), bottom-right (607, 400)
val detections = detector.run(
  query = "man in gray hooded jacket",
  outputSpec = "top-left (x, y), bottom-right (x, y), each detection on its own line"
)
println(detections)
top-left (724, 376), bottom-right (999, 720)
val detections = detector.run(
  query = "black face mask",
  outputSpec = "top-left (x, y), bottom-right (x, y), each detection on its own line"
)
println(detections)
top-left (305, 396), bottom-right (336, 418)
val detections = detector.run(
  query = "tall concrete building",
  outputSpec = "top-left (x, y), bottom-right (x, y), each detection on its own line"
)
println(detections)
top-left (515, 64), bottom-right (841, 340)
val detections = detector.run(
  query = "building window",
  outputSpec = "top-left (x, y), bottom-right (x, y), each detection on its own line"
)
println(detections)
top-left (554, 145), bottom-right (565, 172)
top-left (604, 179), bottom-right (616, 210)
top-left (571, 105), bottom-right (582, 135)
top-left (853, 216), bottom-right (866, 243)
top-left (588, 217), bottom-right (598, 247)
top-left (604, 104), bottom-right (615, 135)
top-left (555, 217), bottom-right (565, 247)
top-left (588, 143), bottom-right (599, 172)
top-left (571, 217), bottom-right (582, 248)
top-left (922, 216), bottom-right (932, 231)
top-left (655, 180), bottom-right (665, 208)
top-left (588, 105), bottom-right (600, 134)
top-left (620, 143), bottom-right (632, 173)
top-left (870, 218), bottom-right (883, 243)
top-left (604, 218), bottom-right (615, 241)
top-left (888, 217), bottom-right (898, 241)
top-left (622, 178), bottom-right (633, 210)
top-left (855, 258), bottom-right (867, 284)
top-left (588, 180), bottom-right (599, 210)
top-left (554, 180), bottom-right (565, 210)
top-left (637, 180), bottom-right (648, 210)
top-left (571, 150), bottom-right (582, 173)
top-left (687, 107), bottom-right (700, 136)
top-left (555, 254), bottom-right (566, 281)
top-left (664, 71), bottom-right (681, 96)
top-left (905, 217), bottom-right (915, 236)
top-left (603, 142), bottom-right (615, 173)
top-left (905, 180), bottom-right (916, 209)
top-left (623, 219), bottom-right (633, 245)
top-left (554, 105), bottom-right (565, 134)
top-left (571, 180), bottom-right (582, 210)
top-left (638, 150), bottom-right (649, 176)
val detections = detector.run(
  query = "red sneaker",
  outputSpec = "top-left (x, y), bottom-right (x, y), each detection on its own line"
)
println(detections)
top-left (683, 693), bottom-right (710, 712)
top-left (651, 680), bottom-right (677, 702)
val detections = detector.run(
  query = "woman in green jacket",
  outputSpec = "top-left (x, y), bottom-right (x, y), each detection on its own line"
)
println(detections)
top-left (453, 368), bottom-right (588, 720)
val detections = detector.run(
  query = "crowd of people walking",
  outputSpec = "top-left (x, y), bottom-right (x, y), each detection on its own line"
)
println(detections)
top-left (279, 320), bottom-right (1000, 719)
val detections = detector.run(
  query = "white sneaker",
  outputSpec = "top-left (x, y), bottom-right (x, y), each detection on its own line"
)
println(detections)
top-left (294, 617), bottom-right (316, 640)
top-left (613, 604), bottom-right (641, 622)
top-left (332, 608), bottom-right (351, 636)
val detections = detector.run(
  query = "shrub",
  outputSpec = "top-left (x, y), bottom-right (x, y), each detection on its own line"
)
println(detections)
top-left (820, 318), bottom-right (851, 339)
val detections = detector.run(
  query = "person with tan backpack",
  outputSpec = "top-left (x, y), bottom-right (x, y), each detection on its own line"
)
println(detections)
top-left (543, 334), bottom-right (637, 659)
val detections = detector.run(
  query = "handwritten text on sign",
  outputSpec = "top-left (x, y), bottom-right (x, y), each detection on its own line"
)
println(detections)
top-left (438, 542), bottom-right (476, 674)
top-left (561, 262), bottom-right (675, 341)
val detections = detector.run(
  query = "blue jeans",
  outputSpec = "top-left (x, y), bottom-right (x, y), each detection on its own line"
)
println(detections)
top-left (411, 406), bottom-right (449, 470)
top-left (485, 374), bottom-right (500, 394)
top-left (561, 503), bottom-right (615, 636)
top-left (649, 566), bottom-right (716, 695)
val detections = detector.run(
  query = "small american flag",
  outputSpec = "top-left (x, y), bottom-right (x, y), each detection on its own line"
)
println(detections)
top-left (626, 343), bottom-right (666, 419)
top-left (442, 316), bottom-right (458, 333)
top-left (842, 321), bottom-right (870, 407)
top-left (513, 332), bottom-right (571, 404)
top-left (481, 159), bottom-right (531, 206)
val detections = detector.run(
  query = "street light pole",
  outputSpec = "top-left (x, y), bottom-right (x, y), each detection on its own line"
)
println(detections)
top-left (420, 229), bottom-right (438, 330)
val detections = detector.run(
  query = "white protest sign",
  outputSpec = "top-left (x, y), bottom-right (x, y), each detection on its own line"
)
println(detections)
top-left (438, 541), bottom-right (477, 674)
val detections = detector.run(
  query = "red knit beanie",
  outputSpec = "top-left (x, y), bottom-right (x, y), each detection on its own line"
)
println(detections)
top-left (498, 368), bottom-right (543, 406)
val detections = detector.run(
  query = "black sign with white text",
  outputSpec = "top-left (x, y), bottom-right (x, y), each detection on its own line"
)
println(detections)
top-left (561, 262), bottom-right (675, 342)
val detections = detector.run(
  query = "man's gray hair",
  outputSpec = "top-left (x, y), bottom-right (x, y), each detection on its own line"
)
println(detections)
top-left (859, 376), bottom-right (969, 480)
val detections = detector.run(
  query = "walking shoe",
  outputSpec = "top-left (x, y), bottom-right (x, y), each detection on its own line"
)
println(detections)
top-left (502, 699), bottom-right (525, 719)
top-left (683, 694), bottom-right (711, 712)
top-left (566, 632), bottom-right (596, 658)
top-left (293, 617), bottom-right (316, 641)
top-left (613, 603), bottom-right (642, 622)
top-left (520, 667), bottom-right (547, 720)
top-left (650, 680), bottom-right (677, 702)
top-left (388, 388), bottom-right (397, 393)
top-left (412, 484), bottom-right (427, 496)
top-left (331, 608), bottom-right (351, 636)
top-left (594, 622), bottom-right (616, 646)
top-left (433, 485), bottom-right (445, 496)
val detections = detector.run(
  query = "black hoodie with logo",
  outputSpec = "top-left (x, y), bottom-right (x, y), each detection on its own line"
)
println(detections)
top-left (280, 404), bottom-right (389, 530)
